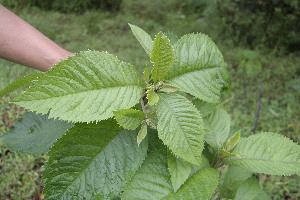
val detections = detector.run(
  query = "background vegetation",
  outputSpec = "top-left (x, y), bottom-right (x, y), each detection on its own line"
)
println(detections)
top-left (0, 0), bottom-right (299, 199)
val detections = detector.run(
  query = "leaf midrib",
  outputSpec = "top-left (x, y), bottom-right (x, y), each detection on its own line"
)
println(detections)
top-left (168, 66), bottom-right (223, 82)
top-left (228, 157), bottom-right (300, 165)
top-left (159, 96), bottom-right (202, 164)
top-left (15, 84), bottom-right (143, 102)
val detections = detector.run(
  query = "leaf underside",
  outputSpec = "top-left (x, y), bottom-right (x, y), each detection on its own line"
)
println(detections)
top-left (13, 51), bottom-right (144, 123)
top-left (226, 132), bottom-right (300, 175)
top-left (113, 109), bottom-right (145, 130)
top-left (0, 72), bottom-right (43, 98)
top-left (159, 84), bottom-right (179, 93)
top-left (166, 33), bottom-right (230, 103)
top-left (129, 23), bottom-right (153, 56)
top-left (157, 93), bottom-right (205, 165)
top-left (204, 108), bottom-right (231, 149)
top-left (224, 130), bottom-right (240, 151)
top-left (43, 120), bottom-right (148, 200)
top-left (0, 112), bottom-right (73, 155)
top-left (137, 123), bottom-right (148, 145)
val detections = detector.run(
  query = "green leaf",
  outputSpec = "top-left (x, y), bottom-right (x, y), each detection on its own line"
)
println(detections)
top-left (113, 109), bottom-right (145, 130)
top-left (204, 108), bottom-right (231, 149)
top-left (192, 99), bottom-right (216, 117)
top-left (137, 123), bottom-right (148, 145)
top-left (13, 51), bottom-right (144, 123)
top-left (43, 120), bottom-right (148, 200)
top-left (189, 155), bottom-right (211, 177)
top-left (147, 88), bottom-right (160, 106)
top-left (121, 149), bottom-right (173, 200)
top-left (224, 130), bottom-right (241, 151)
top-left (226, 132), bottom-right (300, 175)
top-left (157, 93), bottom-right (205, 165)
top-left (220, 166), bottom-right (252, 199)
top-left (163, 168), bottom-right (219, 200)
top-left (168, 151), bottom-right (192, 192)
top-left (0, 72), bottom-right (44, 98)
top-left (0, 112), bottom-right (73, 155)
top-left (151, 32), bottom-right (175, 82)
top-left (224, 166), bottom-right (252, 188)
top-left (143, 65), bottom-right (150, 83)
top-left (164, 32), bottom-right (179, 44)
top-left (159, 84), bottom-right (179, 93)
top-left (235, 177), bottom-right (270, 200)
top-left (129, 23), bottom-right (153, 56)
top-left (167, 34), bottom-right (230, 103)
top-left (226, 126), bottom-right (241, 141)
top-left (221, 149), bottom-right (238, 157)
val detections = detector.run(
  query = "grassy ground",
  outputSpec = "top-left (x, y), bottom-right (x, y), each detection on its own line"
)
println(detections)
top-left (0, 3), bottom-right (299, 199)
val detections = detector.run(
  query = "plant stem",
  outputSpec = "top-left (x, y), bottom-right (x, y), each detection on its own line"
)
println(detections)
top-left (140, 96), bottom-right (147, 117)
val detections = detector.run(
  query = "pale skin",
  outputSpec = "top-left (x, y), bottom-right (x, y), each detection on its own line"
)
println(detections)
top-left (0, 5), bottom-right (73, 71)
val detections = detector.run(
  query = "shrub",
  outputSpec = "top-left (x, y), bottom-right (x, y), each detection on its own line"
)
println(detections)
top-left (217, 0), bottom-right (300, 53)
top-left (0, 24), bottom-right (299, 199)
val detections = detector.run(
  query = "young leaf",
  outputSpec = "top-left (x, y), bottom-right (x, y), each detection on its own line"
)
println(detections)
top-left (166, 33), bottom-right (230, 103)
top-left (129, 23), bottom-right (153, 56)
top-left (113, 109), bottom-right (145, 130)
top-left (147, 88), bottom-right (160, 106)
top-left (163, 168), bottom-right (219, 200)
top-left (13, 51), bottom-right (144, 123)
top-left (224, 130), bottom-right (240, 151)
top-left (143, 65), bottom-right (150, 83)
top-left (168, 151), bottom-right (192, 192)
top-left (151, 32), bottom-right (175, 82)
top-left (226, 132), bottom-right (300, 175)
top-left (0, 72), bottom-right (43, 98)
top-left (137, 122), bottom-right (148, 145)
top-left (235, 177), bottom-right (270, 200)
top-left (43, 120), bottom-right (148, 200)
top-left (157, 93), bottom-right (205, 165)
top-left (0, 112), bottom-right (73, 155)
top-left (121, 149), bottom-right (173, 200)
top-left (204, 108), bottom-right (231, 149)
top-left (159, 84), bottom-right (179, 93)
top-left (221, 149), bottom-right (238, 157)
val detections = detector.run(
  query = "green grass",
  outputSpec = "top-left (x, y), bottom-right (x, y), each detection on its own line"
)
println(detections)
top-left (0, 3), bottom-right (299, 199)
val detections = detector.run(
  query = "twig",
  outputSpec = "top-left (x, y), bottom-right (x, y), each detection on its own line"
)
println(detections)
top-left (252, 80), bottom-right (263, 132)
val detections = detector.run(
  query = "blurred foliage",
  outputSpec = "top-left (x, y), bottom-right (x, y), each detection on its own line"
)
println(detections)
top-left (222, 47), bottom-right (300, 143)
top-left (0, 0), bottom-right (122, 12)
top-left (217, 0), bottom-right (300, 53)
top-left (259, 174), bottom-right (300, 199)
